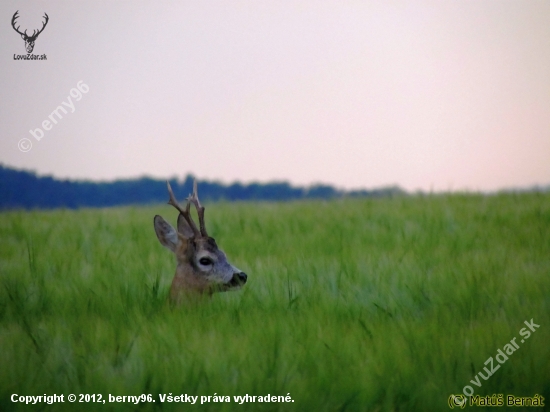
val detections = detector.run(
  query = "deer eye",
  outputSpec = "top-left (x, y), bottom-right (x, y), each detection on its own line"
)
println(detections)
top-left (199, 257), bottom-right (213, 266)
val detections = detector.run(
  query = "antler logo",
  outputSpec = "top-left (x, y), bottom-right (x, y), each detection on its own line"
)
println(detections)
top-left (11, 11), bottom-right (49, 54)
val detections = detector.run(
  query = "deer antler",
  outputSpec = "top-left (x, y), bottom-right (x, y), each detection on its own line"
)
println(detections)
top-left (31, 13), bottom-right (49, 39)
top-left (166, 181), bottom-right (201, 238)
top-left (11, 11), bottom-right (49, 39)
top-left (11, 11), bottom-right (26, 37)
top-left (187, 180), bottom-right (209, 238)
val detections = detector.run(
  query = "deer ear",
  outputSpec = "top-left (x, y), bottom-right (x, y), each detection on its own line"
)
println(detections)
top-left (177, 213), bottom-right (195, 239)
top-left (154, 215), bottom-right (179, 252)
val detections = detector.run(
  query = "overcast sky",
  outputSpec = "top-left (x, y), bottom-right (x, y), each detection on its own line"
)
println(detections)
top-left (1, 1), bottom-right (549, 191)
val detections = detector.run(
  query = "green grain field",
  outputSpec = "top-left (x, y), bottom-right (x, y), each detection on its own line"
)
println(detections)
top-left (1, 193), bottom-right (549, 411)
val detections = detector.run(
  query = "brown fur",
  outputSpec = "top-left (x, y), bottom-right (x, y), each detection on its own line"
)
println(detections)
top-left (154, 181), bottom-right (247, 304)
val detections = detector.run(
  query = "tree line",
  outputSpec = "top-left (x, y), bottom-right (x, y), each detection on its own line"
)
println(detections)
top-left (0, 164), bottom-right (405, 209)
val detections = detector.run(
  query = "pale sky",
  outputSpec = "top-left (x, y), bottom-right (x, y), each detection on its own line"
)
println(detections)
top-left (1, 1), bottom-right (549, 192)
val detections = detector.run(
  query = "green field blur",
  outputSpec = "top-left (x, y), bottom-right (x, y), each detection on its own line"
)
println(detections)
top-left (1, 193), bottom-right (549, 411)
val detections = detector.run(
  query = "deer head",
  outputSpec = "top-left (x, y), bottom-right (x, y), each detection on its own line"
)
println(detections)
top-left (11, 11), bottom-right (49, 54)
top-left (154, 180), bottom-right (247, 303)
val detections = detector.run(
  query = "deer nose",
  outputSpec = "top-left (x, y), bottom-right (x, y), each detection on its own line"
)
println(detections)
top-left (236, 272), bottom-right (247, 284)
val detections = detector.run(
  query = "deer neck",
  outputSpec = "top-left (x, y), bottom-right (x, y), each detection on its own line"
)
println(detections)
top-left (169, 262), bottom-right (212, 302)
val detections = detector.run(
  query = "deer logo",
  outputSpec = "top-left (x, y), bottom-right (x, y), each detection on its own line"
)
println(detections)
top-left (154, 180), bottom-right (248, 303)
top-left (11, 11), bottom-right (49, 54)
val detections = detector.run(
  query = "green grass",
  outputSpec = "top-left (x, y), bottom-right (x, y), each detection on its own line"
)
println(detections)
top-left (1, 193), bottom-right (549, 411)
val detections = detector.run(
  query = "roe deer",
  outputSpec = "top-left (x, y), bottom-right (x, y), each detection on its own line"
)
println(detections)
top-left (154, 180), bottom-right (247, 303)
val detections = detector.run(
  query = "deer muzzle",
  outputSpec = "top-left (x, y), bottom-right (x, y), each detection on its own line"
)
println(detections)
top-left (229, 271), bottom-right (247, 287)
